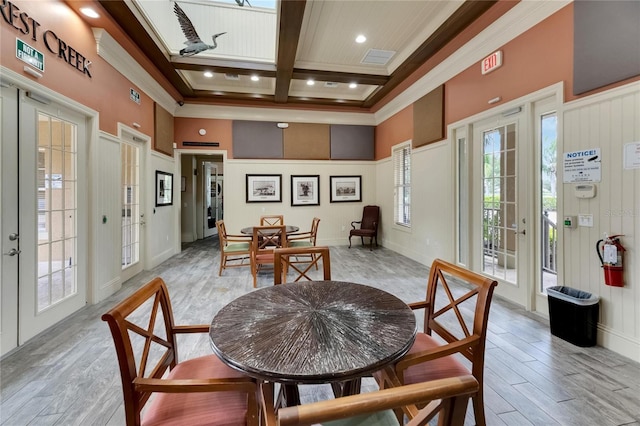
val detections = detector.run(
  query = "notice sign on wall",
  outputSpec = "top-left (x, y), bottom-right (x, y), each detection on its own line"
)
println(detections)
top-left (16, 39), bottom-right (44, 72)
top-left (623, 142), bottom-right (640, 169)
top-left (563, 148), bottom-right (601, 183)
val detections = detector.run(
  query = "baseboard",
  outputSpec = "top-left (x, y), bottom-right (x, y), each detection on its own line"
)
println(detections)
top-left (598, 324), bottom-right (640, 362)
top-left (149, 247), bottom-right (175, 269)
top-left (96, 276), bottom-right (121, 303)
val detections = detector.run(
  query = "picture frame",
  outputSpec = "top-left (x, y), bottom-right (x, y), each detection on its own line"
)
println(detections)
top-left (330, 175), bottom-right (361, 203)
top-left (291, 175), bottom-right (320, 206)
top-left (246, 174), bottom-right (282, 203)
top-left (155, 171), bottom-right (173, 206)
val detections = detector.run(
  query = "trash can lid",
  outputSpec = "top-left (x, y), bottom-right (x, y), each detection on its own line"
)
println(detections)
top-left (547, 286), bottom-right (600, 305)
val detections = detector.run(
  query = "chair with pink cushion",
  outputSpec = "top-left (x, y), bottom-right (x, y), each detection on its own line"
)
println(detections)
top-left (374, 259), bottom-right (498, 426)
top-left (102, 277), bottom-right (259, 426)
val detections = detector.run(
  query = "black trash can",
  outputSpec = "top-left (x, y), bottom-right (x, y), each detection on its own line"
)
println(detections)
top-left (547, 286), bottom-right (599, 347)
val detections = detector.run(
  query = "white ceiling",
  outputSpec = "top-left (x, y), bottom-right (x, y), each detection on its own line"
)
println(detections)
top-left (129, 0), bottom-right (467, 104)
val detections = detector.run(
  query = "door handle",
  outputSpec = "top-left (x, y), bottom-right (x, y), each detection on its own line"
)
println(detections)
top-left (9, 233), bottom-right (19, 241)
top-left (4, 248), bottom-right (21, 256)
top-left (511, 228), bottom-right (526, 235)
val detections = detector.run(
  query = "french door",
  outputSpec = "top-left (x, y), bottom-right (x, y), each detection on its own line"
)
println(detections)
top-left (1, 86), bottom-right (87, 355)
top-left (471, 113), bottom-right (531, 307)
top-left (457, 91), bottom-right (561, 313)
top-left (120, 130), bottom-right (146, 283)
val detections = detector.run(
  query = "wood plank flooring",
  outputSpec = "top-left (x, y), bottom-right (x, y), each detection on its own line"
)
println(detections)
top-left (1, 238), bottom-right (639, 425)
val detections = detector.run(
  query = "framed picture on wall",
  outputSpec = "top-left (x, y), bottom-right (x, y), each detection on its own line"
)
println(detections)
top-left (156, 171), bottom-right (173, 206)
top-left (246, 174), bottom-right (282, 203)
top-left (330, 175), bottom-right (361, 202)
top-left (291, 175), bottom-right (320, 206)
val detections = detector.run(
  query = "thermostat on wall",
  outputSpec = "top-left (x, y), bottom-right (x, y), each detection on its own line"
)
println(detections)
top-left (575, 184), bottom-right (596, 198)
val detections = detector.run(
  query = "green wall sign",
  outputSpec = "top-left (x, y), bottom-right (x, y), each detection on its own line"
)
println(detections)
top-left (16, 38), bottom-right (44, 72)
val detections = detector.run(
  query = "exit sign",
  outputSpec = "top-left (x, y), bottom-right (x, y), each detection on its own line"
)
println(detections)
top-left (16, 39), bottom-right (44, 72)
top-left (481, 50), bottom-right (502, 75)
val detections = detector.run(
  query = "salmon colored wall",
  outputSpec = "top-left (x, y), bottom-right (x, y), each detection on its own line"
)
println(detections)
top-left (174, 118), bottom-right (233, 157)
top-left (376, 3), bottom-right (639, 160)
top-left (0, 0), bottom-right (154, 136)
top-left (445, 5), bottom-right (573, 125)
top-left (374, 105), bottom-right (413, 160)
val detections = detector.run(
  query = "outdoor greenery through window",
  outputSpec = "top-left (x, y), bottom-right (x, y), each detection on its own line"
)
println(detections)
top-left (393, 143), bottom-right (411, 227)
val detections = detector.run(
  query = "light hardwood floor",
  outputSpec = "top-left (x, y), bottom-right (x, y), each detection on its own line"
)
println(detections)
top-left (1, 238), bottom-right (639, 425)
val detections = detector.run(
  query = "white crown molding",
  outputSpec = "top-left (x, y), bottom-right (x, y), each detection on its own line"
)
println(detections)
top-left (175, 103), bottom-right (376, 126)
top-left (92, 28), bottom-right (177, 114)
top-left (374, 0), bottom-right (571, 125)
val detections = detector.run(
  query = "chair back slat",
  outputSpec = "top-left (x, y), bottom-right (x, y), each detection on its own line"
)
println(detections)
top-left (101, 278), bottom-right (178, 425)
top-left (424, 260), bottom-right (497, 363)
top-left (272, 376), bottom-right (478, 426)
top-left (273, 246), bottom-right (331, 284)
top-left (260, 215), bottom-right (284, 226)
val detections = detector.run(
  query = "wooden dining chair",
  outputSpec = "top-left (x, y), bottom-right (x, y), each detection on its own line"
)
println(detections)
top-left (251, 225), bottom-right (287, 287)
top-left (273, 246), bottom-right (331, 284)
top-left (286, 217), bottom-right (321, 269)
top-left (260, 215), bottom-right (284, 226)
top-left (216, 220), bottom-right (252, 276)
top-left (260, 375), bottom-right (478, 426)
top-left (374, 259), bottom-right (498, 426)
top-left (102, 277), bottom-right (259, 426)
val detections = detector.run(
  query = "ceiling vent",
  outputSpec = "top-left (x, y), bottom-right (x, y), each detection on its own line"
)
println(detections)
top-left (224, 73), bottom-right (240, 80)
top-left (361, 49), bottom-right (395, 65)
top-left (324, 82), bottom-right (339, 88)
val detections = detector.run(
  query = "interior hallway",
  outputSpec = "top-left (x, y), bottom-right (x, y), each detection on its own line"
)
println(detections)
top-left (1, 239), bottom-right (639, 425)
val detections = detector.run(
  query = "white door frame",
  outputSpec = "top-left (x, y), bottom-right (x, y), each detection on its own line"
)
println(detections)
top-left (1, 85), bottom-right (20, 356)
top-left (0, 67), bottom-right (98, 349)
top-left (450, 83), bottom-right (564, 312)
top-left (173, 149), bottom-right (228, 252)
top-left (118, 124), bottom-right (149, 283)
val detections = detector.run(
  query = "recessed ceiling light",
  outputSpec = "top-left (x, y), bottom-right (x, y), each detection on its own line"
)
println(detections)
top-left (349, 82), bottom-right (358, 89)
top-left (251, 75), bottom-right (259, 82)
top-left (80, 7), bottom-right (99, 18)
top-left (306, 79), bottom-right (315, 86)
top-left (355, 34), bottom-right (366, 44)
top-left (203, 71), bottom-right (214, 78)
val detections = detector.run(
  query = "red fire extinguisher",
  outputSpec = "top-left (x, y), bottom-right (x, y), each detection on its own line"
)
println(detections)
top-left (596, 234), bottom-right (625, 287)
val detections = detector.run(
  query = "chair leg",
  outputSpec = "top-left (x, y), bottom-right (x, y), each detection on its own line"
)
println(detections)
top-left (348, 235), bottom-right (352, 248)
top-left (472, 391), bottom-right (486, 426)
top-left (219, 255), bottom-right (224, 276)
top-left (369, 237), bottom-right (373, 251)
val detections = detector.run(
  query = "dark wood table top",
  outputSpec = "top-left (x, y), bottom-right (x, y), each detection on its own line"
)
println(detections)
top-left (240, 225), bottom-right (299, 235)
top-left (209, 281), bottom-right (416, 384)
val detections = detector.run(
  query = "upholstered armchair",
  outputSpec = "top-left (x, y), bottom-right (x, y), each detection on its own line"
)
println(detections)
top-left (349, 205), bottom-right (380, 250)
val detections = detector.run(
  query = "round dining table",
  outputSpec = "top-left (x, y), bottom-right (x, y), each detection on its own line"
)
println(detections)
top-left (209, 280), bottom-right (416, 406)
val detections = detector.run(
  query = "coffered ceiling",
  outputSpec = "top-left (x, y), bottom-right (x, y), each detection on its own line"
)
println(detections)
top-left (92, 0), bottom-right (499, 110)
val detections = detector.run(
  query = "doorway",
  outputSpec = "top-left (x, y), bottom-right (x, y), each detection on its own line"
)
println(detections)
top-left (471, 112), bottom-right (531, 307)
top-left (1, 86), bottom-right (88, 355)
top-left (119, 126), bottom-right (148, 283)
top-left (455, 86), bottom-right (562, 313)
top-left (203, 162), bottom-right (222, 238)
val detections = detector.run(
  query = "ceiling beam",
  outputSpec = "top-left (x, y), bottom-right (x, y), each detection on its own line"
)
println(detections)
top-left (172, 57), bottom-right (277, 77)
top-left (274, 0), bottom-right (307, 103)
top-left (97, 0), bottom-right (193, 98)
top-left (362, 0), bottom-right (498, 108)
top-left (292, 69), bottom-right (389, 86)
top-left (188, 91), bottom-right (365, 109)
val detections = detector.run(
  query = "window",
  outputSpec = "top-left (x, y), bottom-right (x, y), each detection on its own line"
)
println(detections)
top-left (393, 143), bottom-right (411, 227)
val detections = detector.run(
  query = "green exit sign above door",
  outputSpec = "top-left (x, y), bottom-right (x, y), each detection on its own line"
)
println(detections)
top-left (16, 39), bottom-right (44, 72)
